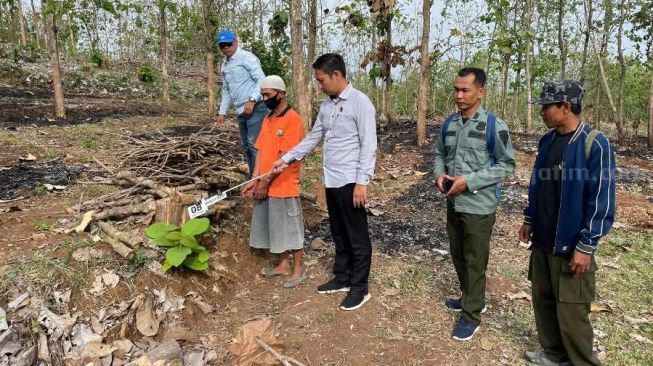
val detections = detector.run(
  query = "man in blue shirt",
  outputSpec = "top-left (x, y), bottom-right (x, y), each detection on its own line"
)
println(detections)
top-left (215, 30), bottom-right (267, 175)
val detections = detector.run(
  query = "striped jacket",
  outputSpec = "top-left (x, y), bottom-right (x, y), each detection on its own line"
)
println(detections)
top-left (523, 123), bottom-right (616, 256)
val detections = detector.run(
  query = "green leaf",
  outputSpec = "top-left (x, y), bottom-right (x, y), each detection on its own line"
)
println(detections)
top-left (161, 260), bottom-right (173, 272)
top-left (197, 250), bottom-right (210, 263)
top-left (180, 234), bottom-right (198, 248)
top-left (145, 222), bottom-right (178, 239)
top-left (165, 231), bottom-right (183, 242)
top-left (181, 218), bottom-right (210, 237)
top-left (152, 237), bottom-right (175, 247)
top-left (166, 246), bottom-right (192, 267)
top-left (183, 255), bottom-right (209, 271)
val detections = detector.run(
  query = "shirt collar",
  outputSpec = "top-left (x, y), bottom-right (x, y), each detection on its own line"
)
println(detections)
top-left (459, 105), bottom-right (487, 122)
top-left (338, 83), bottom-right (353, 100)
top-left (268, 105), bottom-right (292, 118)
top-left (226, 47), bottom-right (242, 62)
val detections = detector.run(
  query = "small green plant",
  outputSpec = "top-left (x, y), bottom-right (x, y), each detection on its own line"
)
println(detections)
top-left (89, 50), bottom-right (109, 68)
top-left (137, 64), bottom-right (156, 83)
top-left (34, 185), bottom-right (46, 194)
top-left (34, 220), bottom-right (56, 233)
top-left (82, 136), bottom-right (100, 149)
top-left (145, 218), bottom-right (211, 272)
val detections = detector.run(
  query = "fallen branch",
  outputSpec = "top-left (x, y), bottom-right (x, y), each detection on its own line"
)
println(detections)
top-left (101, 233), bottom-right (135, 259)
top-left (95, 221), bottom-right (141, 248)
top-left (115, 172), bottom-right (174, 197)
top-left (255, 337), bottom-right (306, 366)
top-left (0, 196), bottom-right (25, 204)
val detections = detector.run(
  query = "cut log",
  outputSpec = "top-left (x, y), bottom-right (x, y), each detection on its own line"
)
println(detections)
top-left (93, 201), bottom-right (156, 221)
top-left (95, 221), bottom-right (141, 248)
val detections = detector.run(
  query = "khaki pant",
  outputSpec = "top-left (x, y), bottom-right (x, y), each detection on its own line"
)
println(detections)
top-left (446, 203), bottom-right (496, 326)
top-left (529, 248), bottom-right (601, 366)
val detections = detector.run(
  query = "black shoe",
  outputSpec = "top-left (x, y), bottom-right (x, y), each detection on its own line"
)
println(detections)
top-left (316, 278), bottom-right (350, 294)
top-left (339, 291), bottom-right (371, 311)
top-left (524, 350), bottom-right (572, 366)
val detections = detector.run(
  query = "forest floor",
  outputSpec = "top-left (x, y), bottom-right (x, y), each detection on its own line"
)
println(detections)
top-left (0, 86), bottom-right (652, 366)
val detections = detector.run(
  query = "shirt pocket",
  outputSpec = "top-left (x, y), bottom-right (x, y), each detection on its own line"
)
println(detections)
top-left (463, 146), bottom-right (489, 169)
top-left (223, 66), bottom-right (247, 84)
top-left (558, 258), bottom-right (596, 304)
top-left (444, 136), bottom-right (457, 157)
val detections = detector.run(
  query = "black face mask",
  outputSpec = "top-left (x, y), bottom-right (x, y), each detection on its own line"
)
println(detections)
top-left (264, 93), bottom-right (281, 110)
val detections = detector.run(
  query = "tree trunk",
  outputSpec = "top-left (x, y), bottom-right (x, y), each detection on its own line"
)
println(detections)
top-left (525, 0), bottom-right (533, 131)
top-left (30, 0), bottom-right (41, 49)
top-left (369, 24), bottom-right (378, 110)
top-left (290, 0), bottom-right (311, 131)
top-left (381, 19), bottom-right (393, 126)
top-left (202, 0), bottom-right (216, 116)
top-left (557, 0), bottom-right (566, 78)
top-left (416, 0), bottom-right (432, 146)
top-left (589, 32), bottom-right (619, 134)
top-left (648, 70), bottom-right (653, 149)
top-left (159, 3), bottom-right (170, 102)
top-left (306, 0), bottom-right (317, 119)
top-left (616, 0), bottom-right (627, 142)
top-left (500, 56), bottom-right (509, 117)
top-left (17, 0), bottom-right (27, 46)
top-left (44, 3), bottom-right (65, 119)
top-left (580, 0), bottom-right (592, 84)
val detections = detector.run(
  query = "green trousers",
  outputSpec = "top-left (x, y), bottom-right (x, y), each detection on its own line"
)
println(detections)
top-left (529, 248), bottom-right (601, 366)
top-left (446, 204), bottom-right (496, 326)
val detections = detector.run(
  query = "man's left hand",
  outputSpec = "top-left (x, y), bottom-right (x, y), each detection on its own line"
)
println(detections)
top-left (353, 184), bottom-right (367, 208)
top-left (253, 180), bottom-right (269, 200)
top-left (243, 100), bottom-right (255, 115)
top-left (569, 250), bottom-right (592, 278)
top-left (446, 176), bottom-right (468, 197)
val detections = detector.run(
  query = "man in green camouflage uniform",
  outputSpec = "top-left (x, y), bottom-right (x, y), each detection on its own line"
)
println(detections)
top-left (434, 67), bottom-right (516, 341)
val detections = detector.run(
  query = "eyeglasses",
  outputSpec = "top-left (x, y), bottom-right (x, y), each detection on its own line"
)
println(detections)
top-left (218, 42), bottom-right (233, 49)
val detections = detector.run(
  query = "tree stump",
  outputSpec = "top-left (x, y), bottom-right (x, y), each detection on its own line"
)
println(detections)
top-left (155, 191), bottom-right (198, 225)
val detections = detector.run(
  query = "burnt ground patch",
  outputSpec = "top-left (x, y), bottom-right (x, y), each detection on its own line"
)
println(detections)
top-left (0, 160), bottom-right (85, 200)
top-left (0, 87), bottom-right (181, 127)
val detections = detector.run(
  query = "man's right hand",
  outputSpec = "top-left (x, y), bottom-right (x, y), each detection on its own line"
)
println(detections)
top-left (272, 159), bottom-right (288, 174)
top-left (216, 114), bottom-right (226, 128)
top-left (436, 175), bottom-right (450, 193)
top-left (518, 224), bottom-right (532, 244)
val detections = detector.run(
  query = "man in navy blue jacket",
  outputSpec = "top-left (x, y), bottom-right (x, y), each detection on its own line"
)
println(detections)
top-left (519, 80), bottom-right (615, 366)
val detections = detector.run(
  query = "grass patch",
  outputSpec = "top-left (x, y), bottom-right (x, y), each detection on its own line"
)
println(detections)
top-left (0, 240), bottom-right (120, 302)
top-left (34, 220), bottom-right (56, 233)
top-left (69, 183), bottom-right (119, 198)
top-left (0, 132), bottom-right (18, 144)
top-left (497, 265), bottom-right (523, 282)
top-left (594, 314), bottom-right (653, 365)
top-left (596, 229), bottom-right (653, 314)
top-left (372, 261), bottom-right (434, 297)
top-left (82, 136), bottom-right (101, 149)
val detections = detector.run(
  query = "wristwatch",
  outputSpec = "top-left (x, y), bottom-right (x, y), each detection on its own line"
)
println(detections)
top-left (248, 97), bottom-right (256, 103)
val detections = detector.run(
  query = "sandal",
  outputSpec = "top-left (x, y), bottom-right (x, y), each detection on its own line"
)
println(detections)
top-left (260, 267), bottom-right (290, 278)
top-left (283, 274), bottom-right (308, 288)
